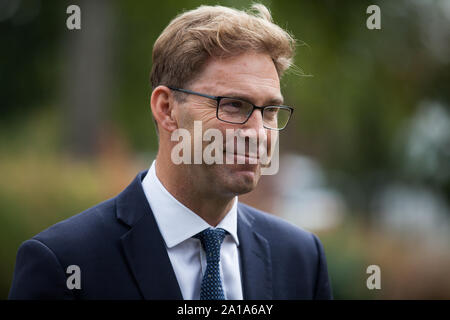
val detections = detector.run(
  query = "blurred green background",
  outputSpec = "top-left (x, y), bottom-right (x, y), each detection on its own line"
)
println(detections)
top-left (1, 0), bottom-right (449, 299)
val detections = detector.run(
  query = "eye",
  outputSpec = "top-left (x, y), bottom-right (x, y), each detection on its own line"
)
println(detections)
top-left (219, 99), bottom-right (244, 113)
top-left (266, 108), bottom-right (278, 114)
top-left (221, 100), bottom-right (243, 108)
top-left (263, 107), bottom-right (280, 120)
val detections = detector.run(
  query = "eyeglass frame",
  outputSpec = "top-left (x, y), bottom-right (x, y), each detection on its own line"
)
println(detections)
top-left (167, 86), bottom-right (294, 131)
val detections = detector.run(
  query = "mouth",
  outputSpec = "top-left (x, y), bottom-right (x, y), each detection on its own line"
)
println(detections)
top-left (224, 151), bottom-right (260, 164)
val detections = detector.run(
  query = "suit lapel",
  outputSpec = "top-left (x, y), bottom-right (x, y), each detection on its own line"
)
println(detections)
top-left (117, 171), bottom-right (183, 300)
top-left (116, 171), bottom-right (273, 300)
top-left (237, 205), bottom-right (273, 300)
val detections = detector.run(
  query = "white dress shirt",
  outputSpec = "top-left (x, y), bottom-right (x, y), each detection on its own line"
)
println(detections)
top-left (141, 161), bottom-right (243, 300)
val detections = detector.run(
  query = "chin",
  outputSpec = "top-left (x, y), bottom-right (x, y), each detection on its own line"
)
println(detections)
top-left (222, 164), bottom-right (261, 195)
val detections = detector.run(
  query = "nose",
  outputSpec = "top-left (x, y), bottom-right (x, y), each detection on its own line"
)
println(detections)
top-left (243, 108), bottom-right (265, 132)
top-left (238, 108), bottom-right (268, 150)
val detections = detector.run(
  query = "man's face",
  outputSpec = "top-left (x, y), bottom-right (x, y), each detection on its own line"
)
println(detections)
top-left (173, 51), bottom-right (282, 197)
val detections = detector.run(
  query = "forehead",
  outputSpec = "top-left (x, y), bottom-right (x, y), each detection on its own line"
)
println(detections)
top-left (190, 52), bottom-right (283, 104)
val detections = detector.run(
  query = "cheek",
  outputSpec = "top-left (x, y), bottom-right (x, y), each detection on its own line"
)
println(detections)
top-left (266, 130), bottom-right (272, 146)
top-left (188, 105), bottom-right (217, 127)
top-left (263, 129), bottom-right (274, 157)
top-left (198, 110), bottom-right (219, 127)
top-left (177, 107), bottom-right (214, 130)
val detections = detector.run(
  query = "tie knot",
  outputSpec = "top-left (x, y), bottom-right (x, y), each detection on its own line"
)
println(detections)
top-left (194, 228), bottom-right (227, 261)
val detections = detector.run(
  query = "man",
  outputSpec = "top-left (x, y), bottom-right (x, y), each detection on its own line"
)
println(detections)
top-left (9, 4), bottom-right (332, 300)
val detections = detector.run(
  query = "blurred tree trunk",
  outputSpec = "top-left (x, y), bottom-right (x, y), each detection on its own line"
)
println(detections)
top-left (62, 0), bottom-right (115, 157)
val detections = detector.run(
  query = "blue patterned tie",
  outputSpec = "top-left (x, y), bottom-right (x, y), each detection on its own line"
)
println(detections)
top-left (194, 228), bottom-right (227, 300)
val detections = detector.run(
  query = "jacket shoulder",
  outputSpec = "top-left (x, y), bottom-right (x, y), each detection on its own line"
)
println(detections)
top-left (30, 197), bottom-right (124, 256)
top-left (237, 201), bottom-right (318, 244)
top-left (237, 202), bottom-right (333, 299)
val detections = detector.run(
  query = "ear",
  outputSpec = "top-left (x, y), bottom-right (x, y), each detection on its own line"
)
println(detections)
top-left (150, 85), bottom-right (179, 133)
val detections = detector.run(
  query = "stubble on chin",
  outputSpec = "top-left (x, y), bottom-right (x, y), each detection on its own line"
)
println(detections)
top-left (214, 163), bottom-right (261, 196)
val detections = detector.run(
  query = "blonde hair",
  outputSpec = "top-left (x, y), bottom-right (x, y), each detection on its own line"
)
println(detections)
top-left (150, 3), bottom-right (296, 91)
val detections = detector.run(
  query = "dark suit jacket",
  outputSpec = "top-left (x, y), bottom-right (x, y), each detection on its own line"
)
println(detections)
top-left (9, 170), bottom-right (333, 300)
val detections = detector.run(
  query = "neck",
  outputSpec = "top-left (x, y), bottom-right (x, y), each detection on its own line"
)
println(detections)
top-left (154, 150), bottom-right (235, 227)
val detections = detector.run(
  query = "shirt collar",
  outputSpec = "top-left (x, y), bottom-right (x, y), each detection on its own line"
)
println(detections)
top-left (141, 161), bottom-right (239, 248)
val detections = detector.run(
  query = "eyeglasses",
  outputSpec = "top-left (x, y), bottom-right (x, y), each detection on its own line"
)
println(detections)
top-left (168, 86), bottom-right (294, 131)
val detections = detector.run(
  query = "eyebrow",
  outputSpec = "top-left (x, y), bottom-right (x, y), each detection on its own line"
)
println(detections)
top-left (219, 92), bottom-right (285, 106)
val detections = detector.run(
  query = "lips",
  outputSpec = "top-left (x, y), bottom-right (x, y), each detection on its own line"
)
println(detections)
top-left (222, 144), bottom-right (270, 161)
top-left (223, 151), bottom-right (260, 165)
top-left (223, 145), bottom-right (264, 159)
top-left (236, 153), bottom-right (259, 160)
